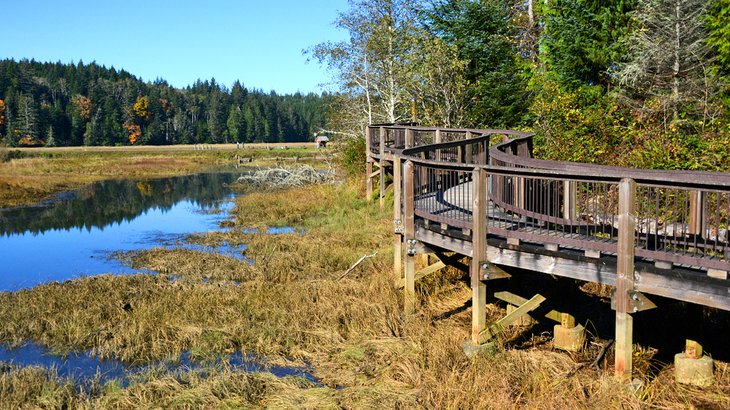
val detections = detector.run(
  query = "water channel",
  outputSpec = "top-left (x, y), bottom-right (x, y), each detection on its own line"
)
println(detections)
top-left (0, 170), bottom-right (316, 385)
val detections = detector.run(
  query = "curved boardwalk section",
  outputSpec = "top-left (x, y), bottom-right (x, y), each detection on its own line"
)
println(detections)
top-left (366, 124), bottom-right (730, 379)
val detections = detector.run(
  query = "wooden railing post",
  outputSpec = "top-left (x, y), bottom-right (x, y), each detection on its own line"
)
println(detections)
top-left (365, 125), bottom-right (373, 201)
top-left (563, 181), bottom-right (577, 221)
top-left (403, 161), bottom-right (416, 314)
top-left (471, 168), bottom-right (488, 343)
top-left (689, 191), bottom-right (705, 236)
top-left (615, 178), bottom-right (637, 381)
top-left (379, 127), bottom-right (386, 209)
top-left (434, 129), bottom-right (442, 162)
top-left (393, 158), bottom-right (403, 280)
top-left (477, 140), bottom-right (487, 165)
top-left (405, 127), bottom-right (414, 149)
top-left (465, 131), bottom-right (474, 164)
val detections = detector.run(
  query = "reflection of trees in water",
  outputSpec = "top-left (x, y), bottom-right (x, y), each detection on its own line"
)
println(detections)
top-left (0, 173), bottom-right (238, 236)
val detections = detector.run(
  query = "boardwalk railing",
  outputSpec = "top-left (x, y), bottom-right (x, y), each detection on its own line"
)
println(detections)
top-left (366, 123), bottom-right (730, 379)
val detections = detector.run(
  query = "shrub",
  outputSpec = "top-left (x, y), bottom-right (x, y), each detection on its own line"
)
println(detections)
top-left (339, 137), bottom-right (366, 179)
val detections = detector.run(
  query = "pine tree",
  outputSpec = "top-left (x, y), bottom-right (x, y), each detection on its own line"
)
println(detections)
top-left (616, 0), bottom-right (715, 122)
top-left (543, 0), bottom-right (635, 87)
top-left (425, 0), bottom-right (528, 127)
top-left (13, 93), bottom-right (41, 145)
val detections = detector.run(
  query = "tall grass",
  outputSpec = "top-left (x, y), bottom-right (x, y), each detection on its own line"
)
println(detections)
top-left (0, 182), bottom-right (729, 407)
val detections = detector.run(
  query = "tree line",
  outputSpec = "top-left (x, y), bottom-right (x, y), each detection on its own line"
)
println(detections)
top-left (312, 0), bottom-right (729, 171)
top-left (0, 59), bottom-right (330, 146)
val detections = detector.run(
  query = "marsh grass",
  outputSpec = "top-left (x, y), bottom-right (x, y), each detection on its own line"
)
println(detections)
top-left (0, 147), bottom-right (322, 208)
top-left (1, 181), bottom-right (730, 407)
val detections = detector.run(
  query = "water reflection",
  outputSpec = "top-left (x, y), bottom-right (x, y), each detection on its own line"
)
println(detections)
top-left (0, 342), bottom-right (319, 387)
top-left (0, 173), bottom-right (239, 236)
top-left (0, 173), bottom-right (240, 291)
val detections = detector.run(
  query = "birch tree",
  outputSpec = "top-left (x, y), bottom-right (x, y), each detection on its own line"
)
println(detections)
top-left (310, 0), bottom-right (421, 133)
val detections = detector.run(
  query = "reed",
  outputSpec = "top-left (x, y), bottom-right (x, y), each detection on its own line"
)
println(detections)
top-left (0, 181), bottom-right (729, 408)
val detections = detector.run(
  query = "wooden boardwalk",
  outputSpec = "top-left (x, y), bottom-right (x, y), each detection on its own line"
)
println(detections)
top-left (366, 124), bottom-right (730, 380)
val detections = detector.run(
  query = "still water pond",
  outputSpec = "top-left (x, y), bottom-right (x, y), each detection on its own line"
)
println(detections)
top-left (0, 171), bottom-right (318, 385)
top-left (0, 172), bottom-right (240, 291)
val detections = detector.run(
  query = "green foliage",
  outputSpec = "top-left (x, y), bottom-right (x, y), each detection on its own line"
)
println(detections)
top-left (315, 0), bottom-right (728, 171)
top-left (530, 76), bottom-right (630, 164)
top-left (542, 0), bottom-right (635, 87)
top-left (425, 0), bottom-right (529, 127)
top-left (339, 136), bottom-right (367, 178)
top-left (708, 0), bottom-right (730, 74)
top-left (708, 0), bottom-right (730, 111)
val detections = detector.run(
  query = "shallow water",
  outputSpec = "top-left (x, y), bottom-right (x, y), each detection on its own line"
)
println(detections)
top-left (0, 173), bottom-right (242, 291)
top-left (0, 342), bottom-right (318, 387)
top-left (0, 171), bottom-right (318, 386)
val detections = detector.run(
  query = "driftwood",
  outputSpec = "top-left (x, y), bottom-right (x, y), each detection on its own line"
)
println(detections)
top-left (338, 251), bottom-right (378, 280)
top-left (237, 165), bottom-right (334, 189)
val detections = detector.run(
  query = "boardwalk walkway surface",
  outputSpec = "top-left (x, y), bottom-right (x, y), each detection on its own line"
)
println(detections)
top-left (366, 124), bottom-right (730, 379)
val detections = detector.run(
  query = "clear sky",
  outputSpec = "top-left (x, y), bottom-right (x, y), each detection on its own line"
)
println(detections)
top-left (3, 0), bottom-right (349, 94)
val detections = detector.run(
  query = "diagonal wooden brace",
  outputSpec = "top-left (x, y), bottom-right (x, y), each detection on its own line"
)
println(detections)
top-left (478, 294), bottom-right (547, 344)
top-left (396, 261), bottom-right (446, 289)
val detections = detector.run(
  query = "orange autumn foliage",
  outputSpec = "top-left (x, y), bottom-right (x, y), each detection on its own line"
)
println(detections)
top-left (71, 95), bottom-right (93, 121)
top-left (0, 99), bottom-right (5, 126)
top-left (124, 122), bottom-right (142, 145)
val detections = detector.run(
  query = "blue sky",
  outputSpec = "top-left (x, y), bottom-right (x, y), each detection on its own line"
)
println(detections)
top-left (3, 0), bottom-right (349, 94)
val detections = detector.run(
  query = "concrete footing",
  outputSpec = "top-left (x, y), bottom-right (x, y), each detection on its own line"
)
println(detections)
top-left (675, 353), bottom-right (714, 387)
top-left (553, 324), bottom-right (585, 352)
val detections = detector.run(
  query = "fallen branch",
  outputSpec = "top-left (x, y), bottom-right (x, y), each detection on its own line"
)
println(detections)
top-left (563, 339), bottom-right (614, 378)
top-left (592, 339), bottom-right (614, 371)
top-left (338, 251), bottom-right (378, 280)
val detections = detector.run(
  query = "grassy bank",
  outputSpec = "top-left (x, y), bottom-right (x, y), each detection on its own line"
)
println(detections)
top-left (0, 145), bottom-right (325, 208)
top-left (0, 180), bottom-right (729, 408)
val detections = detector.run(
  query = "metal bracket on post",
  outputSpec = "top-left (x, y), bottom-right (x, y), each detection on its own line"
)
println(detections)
top-left (611, 289), bottom-right (657, 313)
top-left (394, 219), bottom-right (404, 234)
top-left (479, 261), bottom-right (489, 281)
top-left (479, 261), bottom-right (512, 281)
top-left (406, 239), bottom-right (417, 255)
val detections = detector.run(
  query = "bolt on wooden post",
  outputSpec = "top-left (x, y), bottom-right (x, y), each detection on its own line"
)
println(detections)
top-left (615, 178), bottom-right (637, 380)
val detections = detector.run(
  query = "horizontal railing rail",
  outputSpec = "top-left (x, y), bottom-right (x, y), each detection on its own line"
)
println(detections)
top-left (368, 124), bottom-right (730, 274)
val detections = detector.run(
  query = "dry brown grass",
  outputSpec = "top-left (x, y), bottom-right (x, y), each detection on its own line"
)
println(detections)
top-left (1, 182), bottom-right (729, 408)
top-left (0, 147), bottom-right (323, 208)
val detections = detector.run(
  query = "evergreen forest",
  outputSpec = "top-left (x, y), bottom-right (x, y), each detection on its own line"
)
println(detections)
top-left (0, 59), bottom-right (329, 147)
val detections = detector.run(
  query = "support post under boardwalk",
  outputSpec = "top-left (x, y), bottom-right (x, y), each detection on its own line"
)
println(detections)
top-left (365, 125), bottom-right (373, 201)
top-left (403, 161), bottom-right (416, 314)
top-left (471, 168), bottom-right (488, 343)
top-left (379, 127), bottom-right (386, 209)
top-left (615, 178), bottom-right (637, 380)
top-left (393, 158), bottom-right (403, 279)
top-left (366, 160), bottom-right (374, 201)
